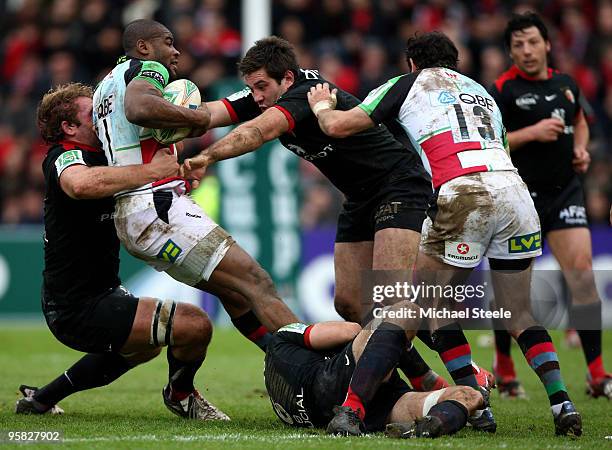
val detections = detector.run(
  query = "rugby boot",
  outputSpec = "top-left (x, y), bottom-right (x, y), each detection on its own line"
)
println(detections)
top-left (586, 373), bottom-right (612, 399)
top-left (162, 385), bottom-right (230, 421)
top-left (473, 364), bottom-right (496, 391)
top-left (495, 372), bottom-right (527, 399)
top-left (385, 416), bottom-right (443, 439)
top-left (467, 386), bottom-right (496, 433)
top-left (15, 385), bottom-right (64, 415)
top-left (553, 401), bottom-right (582, 436)
top-left (326, 405), bottom-right (365, 436)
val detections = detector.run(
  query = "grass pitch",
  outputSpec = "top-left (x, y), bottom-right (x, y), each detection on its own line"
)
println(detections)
top-left (0, 324), bottom-right (610, 449)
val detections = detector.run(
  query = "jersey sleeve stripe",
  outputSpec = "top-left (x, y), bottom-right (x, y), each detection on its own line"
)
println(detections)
top-left (359, 75), bottom-right (403, 115)
top-left (303, 325), bottom-right (314, 348)
top-left (221, 98), bottom-right (239, 123)
top-left (272, 105), bottom-right (296, 131)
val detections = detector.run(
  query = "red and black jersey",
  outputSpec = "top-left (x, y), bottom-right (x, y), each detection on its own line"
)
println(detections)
top-left (490, 66), bottom-right (582, 190)
top-left (42, 141), bottom-right (120, 305)
top-left (223, 69), bottom-right (429, 201)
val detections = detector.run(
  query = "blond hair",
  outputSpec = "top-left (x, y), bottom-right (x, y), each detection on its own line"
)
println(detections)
top-left (37, 83), bottom-right (93, 144)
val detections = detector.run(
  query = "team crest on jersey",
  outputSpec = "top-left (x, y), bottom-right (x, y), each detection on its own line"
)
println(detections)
top-left (508, 231), bottom-right (541, 253)
top-left (563, 87), bottom-right (575, 104)
top-left (278, 323), bottom-right (308, 334)
top-left (157, 239), bottom-right (182, 263)
top-left (55, 150), bottom-right (85, 176)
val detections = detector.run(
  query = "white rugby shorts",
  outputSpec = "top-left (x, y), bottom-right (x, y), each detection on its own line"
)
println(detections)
top-left (114, 191), bottom-right (234, 286)
top-left (420, 171), bottom-right (542, 268)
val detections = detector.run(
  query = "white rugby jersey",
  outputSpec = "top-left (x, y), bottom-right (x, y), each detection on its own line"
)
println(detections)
top-left (359, 68), bottom-right (516, 188)
top-left (93, 57), bottom-right (185, 196)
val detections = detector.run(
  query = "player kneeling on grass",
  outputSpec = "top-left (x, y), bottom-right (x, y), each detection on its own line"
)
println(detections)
top-left (15, 82), bottom-right (228, 421)
top-left (264, 301), bottom-right (484, 438)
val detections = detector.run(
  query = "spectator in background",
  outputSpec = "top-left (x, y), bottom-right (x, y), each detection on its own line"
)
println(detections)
top-left (0, 0), bottom-right (609, 226)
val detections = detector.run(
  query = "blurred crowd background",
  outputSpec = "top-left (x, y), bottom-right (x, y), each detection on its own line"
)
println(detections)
top-left (0, 0), bottom-right (610, 227)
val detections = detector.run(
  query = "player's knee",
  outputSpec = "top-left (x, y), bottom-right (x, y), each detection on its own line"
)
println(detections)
top-left (334, 294), bottom-right (360, 322)
top-left (173, 303), bottom-right (212, 349)
top-left (569, 253), bottom-right (593, 272)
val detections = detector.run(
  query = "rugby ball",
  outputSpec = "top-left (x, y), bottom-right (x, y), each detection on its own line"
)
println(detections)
top-left (152, 79), bottom-right (202, 144)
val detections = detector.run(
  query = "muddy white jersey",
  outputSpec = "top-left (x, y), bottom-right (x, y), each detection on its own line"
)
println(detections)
top-left (93, 57), bottom-right (185, 197)
top-left (359, 68), bottom-right (516, 188)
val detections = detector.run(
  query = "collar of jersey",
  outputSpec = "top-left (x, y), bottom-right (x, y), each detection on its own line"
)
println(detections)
top-left (511, 65), bottom-right (554, 81)
top-left (60, 140), bottom-right (102, 153)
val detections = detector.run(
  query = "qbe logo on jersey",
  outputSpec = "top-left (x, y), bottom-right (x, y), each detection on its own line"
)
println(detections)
top-left (444, 241), bottom-right (482, 266)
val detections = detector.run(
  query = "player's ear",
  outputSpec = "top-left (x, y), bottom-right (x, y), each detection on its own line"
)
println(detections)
top-left (409, 58), bottom-right (418, 73)
top-left (283, 69), bottom-right (295, 86)
top-left (545, 40), bottom-right (551, 53)
top-left (136, 38), bottom-right (151, 57)
top-left (61, 120), bottom-right (77, 137)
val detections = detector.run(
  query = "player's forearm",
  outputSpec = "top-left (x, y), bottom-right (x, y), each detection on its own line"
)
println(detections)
top-left (574, 112), bottom-right (589, 151)
top-left (69, 165), bottom-right (162, 199)
top-left (125, 91), bottom-right (210, 129)
top-left (507, 126), bottom-right (536, 151)
top-left (307, 322), bottom-right (362, 350)
top-left (200, 125), bottom-right (265, 164)
top-left (316, 109), bottom-right (353, 138)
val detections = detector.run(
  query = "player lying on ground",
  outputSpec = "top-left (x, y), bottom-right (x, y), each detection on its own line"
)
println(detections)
top-left (17, 82), bottom-right (226, 420)
top-left (307, 31), bottom-right (582, 436)
top-left (264, 300), bottom-right (484, 437)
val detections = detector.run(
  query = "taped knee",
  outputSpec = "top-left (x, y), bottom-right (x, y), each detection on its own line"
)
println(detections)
top-left (150, 300), bottom-right (177, 347)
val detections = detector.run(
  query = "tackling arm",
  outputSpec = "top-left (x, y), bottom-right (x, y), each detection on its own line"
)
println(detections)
top-left (124, 79), bottom-right (210, 130)
top-left (59, 149), bottom-right (179, 199)
top-left (184, 107), bottom-right (288, 172)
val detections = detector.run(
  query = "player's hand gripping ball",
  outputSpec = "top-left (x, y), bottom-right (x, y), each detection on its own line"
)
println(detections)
top-left (152, 79), bottom-right (201, 144)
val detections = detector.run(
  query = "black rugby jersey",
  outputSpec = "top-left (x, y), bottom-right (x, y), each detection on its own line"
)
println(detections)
top-left (223, 69), bottom-right (429, 201)
top-left (264, 323), bottom-right (348, 428)
top-left (490, 66), bottom-right (582, 190)
top-left (42, 141), bottom-right (120, 304)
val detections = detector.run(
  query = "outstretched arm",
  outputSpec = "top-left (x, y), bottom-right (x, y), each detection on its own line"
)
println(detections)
top-left (308, 83), bottom-right (375, 138)
top-left (183, 106), bottom-right (288, 173)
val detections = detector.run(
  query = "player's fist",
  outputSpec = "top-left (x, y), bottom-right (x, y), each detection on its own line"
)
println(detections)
top-left (149, 147), bottom-right (179, 179)
top-left (572, 146), bottom-right (590, 173)
top-left (308, 83), bottom-right (338, 117)
top-left (531, 118), bottom-right (565, 142)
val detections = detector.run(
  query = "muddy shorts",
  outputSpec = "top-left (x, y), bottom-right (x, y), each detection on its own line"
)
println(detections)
top-left (114, 191), bottom-right (234, 286)
top-left (420, 171), bottom-right (542, 268)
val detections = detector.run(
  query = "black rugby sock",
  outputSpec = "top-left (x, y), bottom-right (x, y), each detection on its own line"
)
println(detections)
top-left (231, 310), bottom-right (272, 352)
top-left (493, 323), bottom-right (516, 380)
top-left (167, 347), bottom-right (204, 396)
top-left (569, 303), bottom-right (606, 378)
top-left (34, 353), bottom-right (131, 406)
top-left (427, 400), bottom-right (469, 435)
top-left (342, 322), bottom-right (406, 419)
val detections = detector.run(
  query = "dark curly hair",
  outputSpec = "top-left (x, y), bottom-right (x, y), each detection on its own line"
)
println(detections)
top-left (238, 36), bottom-right (299, 83)
top-left (405, 32), bottom-right (458, 70)
top-left (37, 83), bottom-right (93, 144)
top-left (504, 12), bottom-right (549, 49)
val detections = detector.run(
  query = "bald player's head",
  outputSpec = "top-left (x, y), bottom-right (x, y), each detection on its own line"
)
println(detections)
top-left (122, 19), bottom-right (170, 56)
